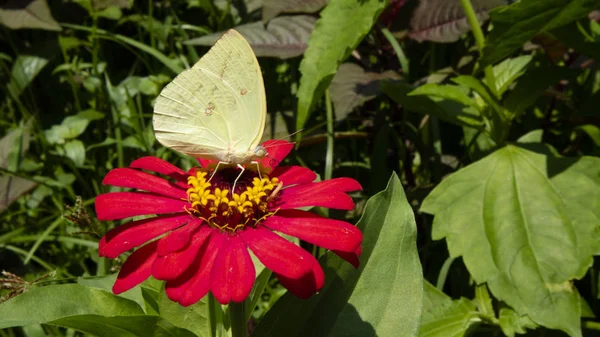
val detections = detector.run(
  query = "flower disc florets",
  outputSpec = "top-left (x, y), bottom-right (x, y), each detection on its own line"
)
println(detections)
top-left (186, 169), bottom-right (281, 232)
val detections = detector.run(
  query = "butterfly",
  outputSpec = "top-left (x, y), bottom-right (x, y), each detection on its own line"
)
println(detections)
top-left (153, 29), bottom-right (268, 169)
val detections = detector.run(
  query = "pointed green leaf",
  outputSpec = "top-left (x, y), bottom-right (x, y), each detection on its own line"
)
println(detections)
top-left (0, 284), bottom-right (144, 328)
top-left (7, 55), bottom-right (49, 98)
top-left (421, 145), bottom-right (600, 337)
top-left (489, 55), bottom-right (533, 96)
top-left (252, 173), bottom-right (423, 337)
top-left (295, 0), bottom-right (388, 132)
top-left (409, 83), bottom-right (478, 108)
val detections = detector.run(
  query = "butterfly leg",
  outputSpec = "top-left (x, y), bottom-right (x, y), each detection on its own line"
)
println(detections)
top-left (208, 161), bottom-right (227, 182)
top-left (250, 161), bottom-right (262, 180)
top-left (232, 164), bottom-right (246, 195)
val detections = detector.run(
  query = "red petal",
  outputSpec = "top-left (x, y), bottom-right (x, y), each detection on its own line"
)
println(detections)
top-left (271, 166), bottom-right (316, 186)
top-left (103, 168), bottom-right (188, 199)
top-left (112, 240), bottom-right (158, 294)
top-left (210, 235), bottom-right (255, 304)
top-left (263, 210), bottom-right (362, 252)
top-left (129, 156), bottom-right (188, 182)
top-left (276, 261), bottom-right (324, 299)
top-left (197, 158), bottom-right (217, 168)
top-left (99, 214), bottom-right (190, 259)
top-left (333, 245), bottom-right (362, 269)
top-left (276, 191), bottom-right (355, 210)
top-left (165, 232), bottom-right (225, 306)
top-left (152, 226), bottom-right (212, 281)
top-left (258, 140), bottom-right (293, 171)
top-left (95, 192), bottom-right (188, 220)
top-left (239, 227), bottom-right (315, 279)
top-left (157, 219), bottom-right (202, 256)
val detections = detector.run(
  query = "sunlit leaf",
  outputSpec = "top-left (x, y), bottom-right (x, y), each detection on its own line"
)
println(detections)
top-left (419, 282), bottom-right (480, 337)
top-left (45, 110), bottom-right (105, 145)
top-left (481, 0), bottom-right (599, 66)
top-left (185, 15), bottom-right (316, 59)
top-left (62, 140), bottom-right (86, 167)
top-left (489, 54), bottom-right (533, 96)
top-left (0, 0), bottom-right (61, 31)
top-left (7, 55), bottom-right (49, 98)
top-left (253, 173), bottom-right (423, 337)
top-left (329, 63), bottom-right (400, 121)
top-left (262, 0), bottom-right (328, 21)
top-left (421, 144), bottom-right (600, 337)
top-left (296, 0), bottom-right (388, 133)
top-left (409, 0), bottom-right (507, 43)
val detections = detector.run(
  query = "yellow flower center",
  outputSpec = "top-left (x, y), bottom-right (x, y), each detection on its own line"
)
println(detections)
top-left (186, 170), bottom-right (282, 232)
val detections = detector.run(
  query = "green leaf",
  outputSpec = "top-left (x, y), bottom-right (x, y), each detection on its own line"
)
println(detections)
top-left (0, 284), bottom-right (144, 328)
top-left (330, 63), bottom-right (400, 121)
top-left (45, 110), bottom-right (105, 145)
top-left (0, 122), bottom-right (37, 213)
top-left (489, 55), bottom-right (533, 96)
top-left (498, 307), bottom-right (537, 337)
top-left (157, 288), bottom-right (210, 337)
top-left (0, 0), bottom-right (61, 31)
top-left (295, 0), bottom-right (388, 132)
top-left (7, 55), bottom-right (49, 98)
top-left (451, 75), bottom-right (502, 115)
top-left (381, 81), bottom-right (484, 129)
top-left (77, 274), bottom-right (147, 312)
top-left (185, 15), bottom-right (316, 59)
top-left (421, 145), bottom-right (600, 337)
top-left (252, 173), bottom-right (423, 337)
top-left (96, 6), bottom-right (122, 20)
top-left (50, 315), bottom-right (197, 337)
top-left (504, 66), bottom-right (576, 116)
top-left (409, 83), bottom-right (478, 108)
top-left (419, 282), bottom-right (480, 337)
top-left (481, 0), bottom-right (600, 66)
top-left (62, 140), bottom-right (86, 167)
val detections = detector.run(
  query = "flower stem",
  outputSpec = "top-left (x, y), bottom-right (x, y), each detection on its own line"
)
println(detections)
top-left (459, 0), bottom-right (497, 97)
top-left (229, 301), bottom-right (248, 337)
top-left (381, 27), bottom-right (409, 81)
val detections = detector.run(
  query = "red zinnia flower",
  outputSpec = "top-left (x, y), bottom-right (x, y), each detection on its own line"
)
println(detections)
top-left (95, 140), bottom-right (362, 305)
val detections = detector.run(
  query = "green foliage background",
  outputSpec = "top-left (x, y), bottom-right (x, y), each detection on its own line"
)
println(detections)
top-left (1, 0), bottom-right (600, 336)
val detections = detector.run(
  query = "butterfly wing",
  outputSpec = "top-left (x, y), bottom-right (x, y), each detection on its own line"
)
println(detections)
top-left (153, 29), bottom-right (267, 162)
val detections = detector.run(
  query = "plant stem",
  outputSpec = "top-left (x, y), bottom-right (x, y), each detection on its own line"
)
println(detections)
top-left (325, 89), bottom-right (334, 181)
top-left (229, 301), bottom-right (248, 337)
top-left (459, 0), bottom-right (497, 97)
top-left (381, 27), bottom-right (409, 81)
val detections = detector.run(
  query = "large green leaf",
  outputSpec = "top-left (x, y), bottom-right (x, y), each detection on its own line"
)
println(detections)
top-left (481, 0), bottom-right (600, 66)
top-left (252, 173), bottom-right (423, 337)
top-left (295, 0), bottom-right (388, 132)
top-left (157, 287), bottom-right (210, 337)
top-left (381, 81), bottom-right (484, 129)
top-left (419, 282), bottom-right (480, 337)
top-left (421, 145), bottom-right (600, 337)
top-left (0, 283), bottom-right (195, 337)
top-left (0, 284), bottom-right (144, 328)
